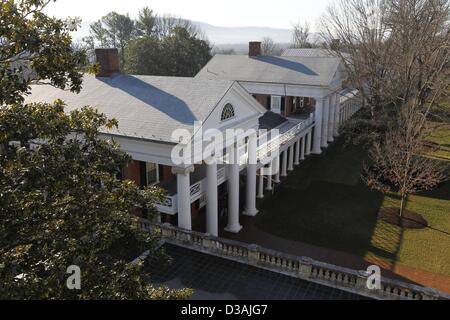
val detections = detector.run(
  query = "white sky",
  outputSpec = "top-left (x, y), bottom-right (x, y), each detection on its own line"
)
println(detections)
top-left (45, 0), bottom-right (333, 30)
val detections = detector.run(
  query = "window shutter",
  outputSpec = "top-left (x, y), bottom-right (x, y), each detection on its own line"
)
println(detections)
top-left (139, 161), bottom-right (147, 188)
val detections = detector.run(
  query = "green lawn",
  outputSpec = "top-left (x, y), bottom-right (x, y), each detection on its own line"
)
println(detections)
top-left (426, 124), bottom-right (450, 161)
top-left (256, 139), bottom-right (450, 276)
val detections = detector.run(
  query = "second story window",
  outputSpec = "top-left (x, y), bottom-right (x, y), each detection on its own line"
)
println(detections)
top-left (221, 103), bottom-right (235, 121)
top-left (271, 96), bottom-right (282, 114)
top-left (146, 163), bottom-right (159, 186)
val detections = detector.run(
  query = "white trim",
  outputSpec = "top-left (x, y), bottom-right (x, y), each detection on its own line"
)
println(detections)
top-left (271, 95), bottom-right (282, 114)
top-left (145, 162), bottom-right (160, 186)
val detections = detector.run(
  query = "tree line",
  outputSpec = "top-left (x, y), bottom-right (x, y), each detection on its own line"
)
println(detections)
top-left (82, 7), bottom-right (212, 77)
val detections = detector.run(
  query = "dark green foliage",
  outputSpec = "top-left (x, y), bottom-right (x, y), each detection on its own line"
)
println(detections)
top-left (0, 0), bottom-right (192, 299)
top-left (0, 0), bottom-right (86, 106)
top-left (0, 102), bottom-right (192, 299)
top-left (124, 27), bottom-right (212, 77)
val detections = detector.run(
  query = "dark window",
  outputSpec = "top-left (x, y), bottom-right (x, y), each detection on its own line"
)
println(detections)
top-left (221, 103), bottom-right (235, 121)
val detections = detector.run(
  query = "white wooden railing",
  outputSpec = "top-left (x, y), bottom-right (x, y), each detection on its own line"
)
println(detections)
top-left (256, 113), bottom-right (314, 162)
top-left (156, 166), bottom-right (226, 214)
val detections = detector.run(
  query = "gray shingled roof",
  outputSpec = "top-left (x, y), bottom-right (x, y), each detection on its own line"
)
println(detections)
top-left (24, 74), bottom-right (235, 143)
top-left (282, 48), bottom-right (351, 61)
top-left (259, 111), bottom-right (288, 130)
top-left (282, 48), bottom-right (336, 57)
top-left (196, 54), bottom-right (341, 87)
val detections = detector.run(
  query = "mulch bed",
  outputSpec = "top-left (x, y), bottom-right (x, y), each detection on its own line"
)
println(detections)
top-left (378, 207), bottom-right (429, 229)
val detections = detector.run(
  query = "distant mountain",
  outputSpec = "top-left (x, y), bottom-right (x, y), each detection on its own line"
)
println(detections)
top-left (71, 20), bottom-right (293, 47)
top-left (192, 21), bottom-right (293, 45)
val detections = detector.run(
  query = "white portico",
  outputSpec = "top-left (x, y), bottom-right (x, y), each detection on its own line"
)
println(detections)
top-left (25, 47), bottom-right (362, 237)
top-left (196, 42), bottom-right (349, 157)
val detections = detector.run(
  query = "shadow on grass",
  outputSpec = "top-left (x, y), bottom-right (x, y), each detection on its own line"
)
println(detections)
top-left (256, 180), bottom-right (384, 257)
top-left (416, 180), bottom-right (450, 202)
top-left (253, 139), bottom-right (413, 276)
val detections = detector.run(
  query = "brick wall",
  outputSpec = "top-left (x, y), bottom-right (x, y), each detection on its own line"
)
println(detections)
top-left (285, 96), bottom-right (294, 117)
top-left (159, 164), bottom-right (175, 184)
top-left (122, 160), bottom-right (141, 186)
top-left (253, 94), bottom-right (270, 110)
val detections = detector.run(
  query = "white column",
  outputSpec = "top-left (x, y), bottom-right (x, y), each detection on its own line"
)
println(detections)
top-left (333, 93), bottom-right (340, 137)
top-left (328, 95), bottom-right (335, 143)
top-left (281, 150), bottom-right (288, 176)
top-left (172, 166), bottom-right (194, 231)
top-left (225, 144), bottom-right (242, 233)
top-left (244, 134), bottom-right (258, 217)
top-left (321, 96), bottom-right (330, 148)
top-left (288, 144), bottom-right (294, 171)
top-left (266, 163), bottom-right (273, 190)
top-left (294, 139), bottom-right (300, 165)
top-left (306, 131), bottom-right (312, 156)
top-left (300, 136), bottom-right (306, 160)
top-left (274, 154), bottom-right (281, 183)
top-left (257, 168), bottom-right (264, 199)
top-left (206, 160), bottom-right (218, 237)
top-left (313, 98), bottom-right (323, 154)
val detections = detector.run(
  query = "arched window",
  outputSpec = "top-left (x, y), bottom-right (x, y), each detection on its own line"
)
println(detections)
top-left (221, 103), bottom-right (235, 121)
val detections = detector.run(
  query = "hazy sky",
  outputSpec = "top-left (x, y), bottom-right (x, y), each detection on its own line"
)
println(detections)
top-left (45, 0), bottom-right (333, 29)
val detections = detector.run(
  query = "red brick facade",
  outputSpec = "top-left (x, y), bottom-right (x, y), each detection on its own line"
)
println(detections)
top-left (122, 160), bottom-right (141, 186)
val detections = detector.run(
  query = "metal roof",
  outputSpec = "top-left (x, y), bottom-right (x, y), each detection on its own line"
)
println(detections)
top-left (24, 74), bottom-right (235, 143)
top-left (282, 48), bottom-right (336, 57)
top-left (196, 54), bottom-right (341, 87)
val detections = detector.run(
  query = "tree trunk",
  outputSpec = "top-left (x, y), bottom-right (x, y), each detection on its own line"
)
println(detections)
top-left (399, 193), bottom-right (407, 218)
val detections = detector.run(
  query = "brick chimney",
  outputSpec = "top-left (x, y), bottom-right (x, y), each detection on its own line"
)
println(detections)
top-left (95, 48), bottom-right (120, 77)
top-left (249, 41), bottom-right (262, 57)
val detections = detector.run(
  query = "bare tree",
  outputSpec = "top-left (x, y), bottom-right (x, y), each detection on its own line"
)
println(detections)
top-left (261, 37), bottom-right (281, 55)
top-left (322, 0), bottom-right (450, 214)
top-left (320, 0), bottom-right (397, 119)
top-left (291, 22), bottom-right (312, 48)
top-left (154, 15), bottom-right (206, 40)
top-left (320, 0), bottom-right (450, 122)
top-left (364, 106), bottom-right (448, 217)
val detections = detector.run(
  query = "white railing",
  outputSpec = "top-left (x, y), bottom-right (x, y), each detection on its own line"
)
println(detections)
top-left (156, 166), bottom-right (227, 214)
top-left (256, 113), bottom-right (314, 163)
top-left (155, 194), bottom-right (177, 214)
top-left (339, 96), bottom-right (363, 123)
top-left (217, 166), bottom-right (226, 184)
top-left (144, 222), bottom-right (449, 301)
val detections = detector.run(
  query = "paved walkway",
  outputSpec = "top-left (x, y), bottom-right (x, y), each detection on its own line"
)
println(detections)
top-left (149, 244), bottom-right (367, 300)
top-left (221, 215), bottom-right (450, 294)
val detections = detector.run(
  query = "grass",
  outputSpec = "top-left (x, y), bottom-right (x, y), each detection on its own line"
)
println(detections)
top-left (426, 124), bottom-right (450, 161)
top-left (255, 139), bottom-right (450, 276)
